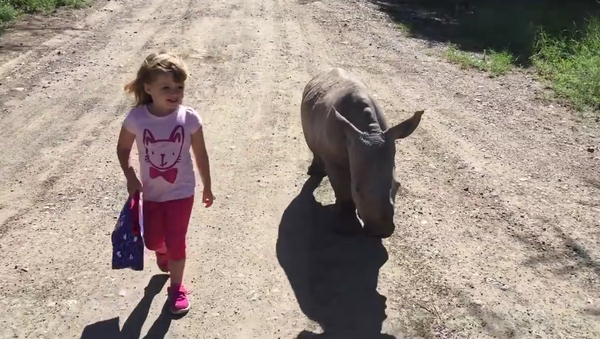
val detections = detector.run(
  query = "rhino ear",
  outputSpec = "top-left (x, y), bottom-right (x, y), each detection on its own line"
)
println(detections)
top-left (332, 107), bottom-right (362, 139)
top-left (385, 110), bottom-right (424, 140)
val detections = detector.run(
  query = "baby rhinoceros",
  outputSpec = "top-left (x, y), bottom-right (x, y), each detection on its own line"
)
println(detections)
top-left (300, 68), bottom-right (424, 238)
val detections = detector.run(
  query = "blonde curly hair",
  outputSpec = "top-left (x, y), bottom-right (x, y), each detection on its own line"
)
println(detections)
top-left (124, 51), bottom-right (189, 106)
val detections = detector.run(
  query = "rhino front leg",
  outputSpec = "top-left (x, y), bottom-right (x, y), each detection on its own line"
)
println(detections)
top-left (325, 162), bottom-right (362, 236)
top-left (325, 162), bottom-right (353, 209)
top-left (307, 153), bottom-right (326, 178)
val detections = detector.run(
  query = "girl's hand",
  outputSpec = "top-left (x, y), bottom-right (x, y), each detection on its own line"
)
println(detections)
top-left (191, 128), bottom-right (213, 207)
top-left (127, 176), bottom-right (142, 195)
top-left (117, 127), bottom-right (142, 196)
top-left (202, 189), bottom-right (214, 208)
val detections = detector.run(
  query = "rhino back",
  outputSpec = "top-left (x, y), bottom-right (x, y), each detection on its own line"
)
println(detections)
top-left (301, 69), bottom-right (388, 143)
top-left (301, 69), bottom-right (364, 161)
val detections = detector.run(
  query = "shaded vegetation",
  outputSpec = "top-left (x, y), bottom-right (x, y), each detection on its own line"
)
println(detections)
top-left (370, 0), bottom-right (600, 64)
top-left (0, 0), bottom-right (87, 23)
top-left (370, 0), bottom-right (600, 111)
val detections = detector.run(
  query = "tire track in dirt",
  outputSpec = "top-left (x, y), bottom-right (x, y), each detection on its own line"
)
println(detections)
top-left (169, 0), bottom-right (317, 336)
top-left (0, 0), bottom-right (138, 107)
top-left (0, 0), bottom-right (116, 76)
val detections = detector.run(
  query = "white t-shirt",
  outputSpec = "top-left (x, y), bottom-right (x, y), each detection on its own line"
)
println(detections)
top-left (122, 104), bottom-right (203, 202)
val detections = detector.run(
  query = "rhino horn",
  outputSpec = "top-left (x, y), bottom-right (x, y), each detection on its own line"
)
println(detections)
top-left (385, 110), bottom-right (424, 140)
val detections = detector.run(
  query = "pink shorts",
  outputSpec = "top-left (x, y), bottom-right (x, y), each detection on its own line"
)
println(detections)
top-left (142, 195), bottom-right (194, 261)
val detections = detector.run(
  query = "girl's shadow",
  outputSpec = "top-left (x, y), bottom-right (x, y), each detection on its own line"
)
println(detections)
top-left (81, 274), bottom-right (177, 339)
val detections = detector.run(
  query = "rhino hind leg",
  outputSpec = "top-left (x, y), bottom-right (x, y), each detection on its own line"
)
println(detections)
top-left (307, 154), bottom-right (326, 178)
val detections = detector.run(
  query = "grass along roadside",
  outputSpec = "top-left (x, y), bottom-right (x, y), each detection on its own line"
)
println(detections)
top-left (0, 0), bottom-right (88, 24)
top-left (532, 17), bottom-right (600, 112)
top-left (384, 0), bottom-right (599, 113)
top-left (444, 44), bottom-right (514, 77)
top-left (439, 17), bottom-right (599, 112)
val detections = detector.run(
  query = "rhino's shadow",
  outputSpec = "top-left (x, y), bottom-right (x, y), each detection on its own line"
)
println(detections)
top-left (276, 176), bottom-right (395, 339)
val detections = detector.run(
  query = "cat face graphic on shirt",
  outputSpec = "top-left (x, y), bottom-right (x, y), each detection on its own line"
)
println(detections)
top-left (143, 125), bottom-right (184, 170)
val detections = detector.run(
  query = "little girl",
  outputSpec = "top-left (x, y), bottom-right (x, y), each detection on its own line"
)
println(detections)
top-left (116, 51), bottom-right (213, 315)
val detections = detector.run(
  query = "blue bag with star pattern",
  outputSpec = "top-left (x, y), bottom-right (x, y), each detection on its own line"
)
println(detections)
top-left (111, 192), bottom-right (144, 271)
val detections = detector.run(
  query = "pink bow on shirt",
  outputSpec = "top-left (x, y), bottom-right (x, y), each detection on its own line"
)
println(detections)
top-left (149, 167), bottom-right (178, 183)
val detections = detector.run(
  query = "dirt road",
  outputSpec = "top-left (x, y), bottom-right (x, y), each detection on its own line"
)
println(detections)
top-left (1, 0), bottom-right (599, 338)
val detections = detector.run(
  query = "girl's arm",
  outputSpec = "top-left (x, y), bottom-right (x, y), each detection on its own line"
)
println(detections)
top-left (191, 128), bottom-right (212, 193)
top-left (116, 126), bottom-right (140, 188)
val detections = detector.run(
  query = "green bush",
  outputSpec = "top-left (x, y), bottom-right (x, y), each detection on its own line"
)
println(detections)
top-left (532, 17), bottom-right (600, 111)
top-left (0, 0), bottom-right (87, 23)
top-left (0, 2), bottom-right (18, 22)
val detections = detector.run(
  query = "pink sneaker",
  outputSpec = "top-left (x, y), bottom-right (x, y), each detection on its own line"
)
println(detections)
top-left (167, 284), bottom-right (190, 314)
top-left (156, 252), bottom-right (169, 273)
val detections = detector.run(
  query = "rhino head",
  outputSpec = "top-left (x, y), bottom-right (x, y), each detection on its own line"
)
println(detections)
top-left (334, 108), bottom-right (424, 238)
